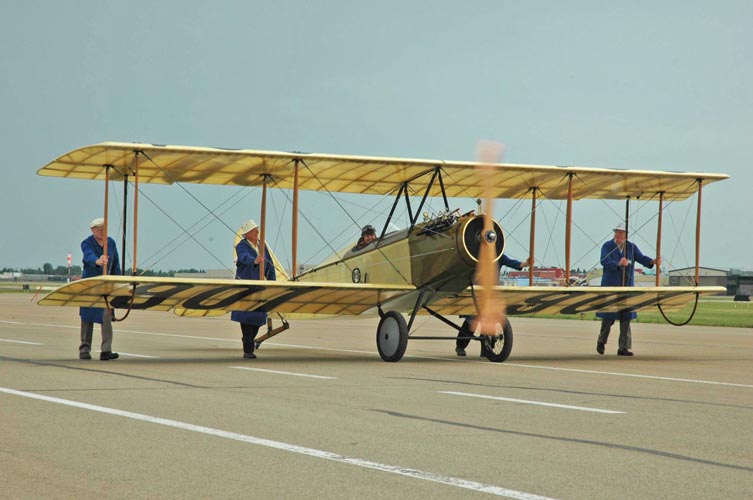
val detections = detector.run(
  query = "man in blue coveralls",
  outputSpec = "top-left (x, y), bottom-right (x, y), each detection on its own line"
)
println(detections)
top-left (79, 217), bottom-right (121, 360)
top-left (596, 222), bottom-right (659, 356)
top-left (231, 219), bottom-right (276, 359)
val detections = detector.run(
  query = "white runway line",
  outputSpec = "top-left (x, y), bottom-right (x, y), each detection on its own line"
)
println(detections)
top-left (112, 351), bottom-right (160, 359)
top-left (440, 391), bottom-right (624, 414)
top-left (0, 386), bottom-right (557, 500)
top-left (0, 338), bottom-right (43, 345)
top-left (0, 320), bottom-right (25, 325)
top-left (231, 366), bottom-right (336, 379)
top-left (504, 363), bottom-right (753, 389)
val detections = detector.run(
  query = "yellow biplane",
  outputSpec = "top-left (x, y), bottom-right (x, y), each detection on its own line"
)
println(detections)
top-left (37, 142), bottom-right (728, 362)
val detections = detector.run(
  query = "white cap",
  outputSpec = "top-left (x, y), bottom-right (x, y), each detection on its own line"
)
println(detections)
top-left (613, 222), bottom-right (626, 232)
top-left (239, 219), bottom-right (259, 235)
top-left (90, 217), bottom-right (105, 228)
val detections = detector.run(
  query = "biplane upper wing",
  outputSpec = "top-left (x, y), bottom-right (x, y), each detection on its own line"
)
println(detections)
top-left (423, 285), bottom-right (727, 317)
top-left (39, 276), bottom-right (725, 318)
top-left (37, 142), bottom-right (729, 201)
top-left (38, 275), bottom-right (417, 316)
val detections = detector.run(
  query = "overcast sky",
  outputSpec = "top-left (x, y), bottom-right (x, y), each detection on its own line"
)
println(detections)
top-left (1, 1), bottom-right (750, 274)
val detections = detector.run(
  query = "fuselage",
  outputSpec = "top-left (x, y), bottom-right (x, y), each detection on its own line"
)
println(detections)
top-left (296, 213), bottom-right (505, 293)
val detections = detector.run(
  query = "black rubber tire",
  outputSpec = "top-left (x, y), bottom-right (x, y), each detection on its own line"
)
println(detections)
top-left (481, 318), bottom-right (513, 362)
top-left (376, 311), bottom-right (408, 362)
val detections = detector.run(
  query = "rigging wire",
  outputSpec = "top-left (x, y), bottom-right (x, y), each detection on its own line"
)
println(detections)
top-left (301, 160), bottom-right (411, 284)
top-left (129, 187), bottom-right (231, 272)
top-left (140, 151), bottom-right (239, 236)
top-left (282, 189), bottom-right (395, 265)
top-left (139, 186), bottom-right (253, 272)
top-left (275, 188), bottom-right (356, 272)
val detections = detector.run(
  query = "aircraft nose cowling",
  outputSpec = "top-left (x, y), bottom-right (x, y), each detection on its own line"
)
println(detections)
top-left (407, 213), bottom-right (507, 291)
top-left (459, 215), bottom-right (506, 266)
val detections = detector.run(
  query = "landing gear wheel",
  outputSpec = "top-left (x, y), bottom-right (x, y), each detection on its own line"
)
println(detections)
top-left (376, 311), bottom-right (408, 362)
top-left (480, 318), bottom-right (513, 362)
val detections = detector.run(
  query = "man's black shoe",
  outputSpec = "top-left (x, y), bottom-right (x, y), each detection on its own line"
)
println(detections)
top-left (100, 351), bottom-right (119, 360)
top-left (243, 352), bottom-right (257, 359)
top-left (596, 342), bottom-right (605, 355)
top-left (617, 349), bottom-right (634, 356)
top-left (455, 347), bottom-right (466, 357)
top-left (79, 353), bottom-right (91, 360)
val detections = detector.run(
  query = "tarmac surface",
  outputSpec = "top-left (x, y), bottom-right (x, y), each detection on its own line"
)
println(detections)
top-left (1, 292), bottom-right (752, 499)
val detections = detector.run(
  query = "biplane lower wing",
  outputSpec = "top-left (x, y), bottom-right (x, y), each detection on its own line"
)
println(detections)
top-left (39, 277), bottom-right (725, 318)
top-left (38, 276), bottom-right (416, 316)
top-left (423, 286), bottom-right (727, 317)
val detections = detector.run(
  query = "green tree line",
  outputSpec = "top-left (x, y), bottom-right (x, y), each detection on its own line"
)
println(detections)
top-left (2, 265), bottom-right (206, 277)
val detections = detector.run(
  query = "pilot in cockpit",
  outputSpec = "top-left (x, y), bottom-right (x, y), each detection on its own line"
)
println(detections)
top-left (352, 224), bottom-right (377, 251)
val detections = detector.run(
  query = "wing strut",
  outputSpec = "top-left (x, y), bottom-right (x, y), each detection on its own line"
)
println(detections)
top-left (103, 164), bottom-right (111, 275)
top-left (378, 166), bottom-right (447, 240)
top-left (292, 159), bottom-right (300, 279)
top-left (259, 174), bottom-right (268, 280)
top-left (379, 183), bottom-right (405, 241)
top-left (655, 192), bottom-right (664, 286)
top-left (121, 174), bottom-right (128, 274)
top-left (408, 167), bottom-right (440, 228)
top-left (132, 151), bottom-right (141, 275)
top-left (528, 187), bottom-right (537, 286)
top-left (694, 179), bottom-right (703, 285)
top-left (564, 173), bottom-right (574, 285)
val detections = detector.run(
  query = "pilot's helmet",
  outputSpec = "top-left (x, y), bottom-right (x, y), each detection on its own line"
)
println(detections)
top-left (362, 225), bottom-right (376, 236)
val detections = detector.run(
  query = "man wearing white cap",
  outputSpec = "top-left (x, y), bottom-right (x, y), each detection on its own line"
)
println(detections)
top-left (79, 217), bottom-right (121, 360)
top-left (231, 219), bottom-right (276, 358)
top-left (596, 222), bottom-right (660, 356)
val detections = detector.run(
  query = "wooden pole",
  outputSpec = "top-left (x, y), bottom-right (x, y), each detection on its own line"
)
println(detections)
top-left (564, 174), bottom-right (573, 285)
top-left (655, 192), bottom-right (664, 287)
top-left (528, 187), bottom-right (537, 286)
top-left (292, 160), bottom-right (300, 279)
top-left (623, 197), bottom-right (630, 287)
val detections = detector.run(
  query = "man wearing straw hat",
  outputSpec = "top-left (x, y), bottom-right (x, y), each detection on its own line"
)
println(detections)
top-left (231, 219), bottom-right (276, 359)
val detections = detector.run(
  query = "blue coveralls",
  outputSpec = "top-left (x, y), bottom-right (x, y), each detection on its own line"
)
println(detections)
top-left (596, 239), bottom-right (654, 350)
top-left (79, 235), bottom-right (121, 355)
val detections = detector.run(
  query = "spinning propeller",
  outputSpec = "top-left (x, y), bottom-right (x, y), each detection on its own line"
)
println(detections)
top-left (474, 141), bottom-right (506, 335)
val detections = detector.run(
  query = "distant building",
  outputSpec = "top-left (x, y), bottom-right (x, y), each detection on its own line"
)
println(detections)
top-left (586, 270), bottom-right (665, 287)
top-left (727, 269), bottom-right (753, 296)
top-left (174, 269), bottom-right (234, 279)
top-left (506, 267), bottom-right (586, 286)
top-left (668, 267), bottom-right (728, 295)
